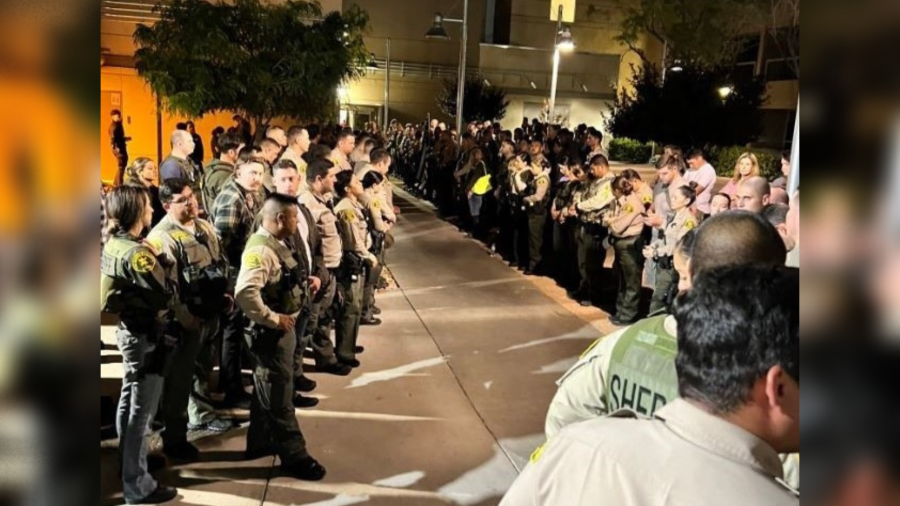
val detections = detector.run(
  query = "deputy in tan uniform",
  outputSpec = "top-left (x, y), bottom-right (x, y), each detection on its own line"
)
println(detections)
top-left (521, 139), bottom-right (552, 275)
top-left (644, 184), bottom-right (698, 313)
top-left (148, 179), bottom-right (233, 458)
top-left (544, 212), bottom-right (797, 489)
top-left (333, 171), bottom-right (378, 367)
top-left (330, 128), bottom-right (355, 172)
top-left (298, 159), bottom-right (352, 376)
top-left (503, 265), bottom-right (800, 506)
top-left (235, 194), bottom-right (326, 481)
top-left (573, 155), bottom-right (616, 306)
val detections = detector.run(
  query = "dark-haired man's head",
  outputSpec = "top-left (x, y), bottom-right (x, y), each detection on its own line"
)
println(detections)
top-left (217, 132), bottom-right (244, 165)
top-left (235, 161), bottom-right (265, 194)
top-left (336, 128), bottom-right (356, 155)
top-left (273, 160), bottom-right (301, 197)
top-left (736, 176), bottom-right (772, 214)
top-left (370, 148), bottom-right (392, 175)
top-left (686, 149), bottom-right (707, 170)
top-left (266, 126), bottom-right (287, 148)
top-left (588, 154), bottom-right (610, 180)
top-left (529, 138), bottom-right (544, 158)
top-left (307, 159), bottom-right (338, 195)
top-left (160, 178), bottom-right (199, 223)
top-left (261, 193), bottom-right (300, 239)
top-left (587, 128), bottom-right (603, 149)
top-left (689, 211), bottom-right (787, 280)
top-left (674, 264), bottom-right (799, 453)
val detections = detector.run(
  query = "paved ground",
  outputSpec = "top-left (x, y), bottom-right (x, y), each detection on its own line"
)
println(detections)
top-left (100, 188), bottom-right (617, 506)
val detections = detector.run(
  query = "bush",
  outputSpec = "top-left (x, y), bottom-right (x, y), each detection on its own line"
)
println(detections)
top-left (609, 138), bottom-right (653, 164)
top-left (708, 146), bottom-right (780, 181)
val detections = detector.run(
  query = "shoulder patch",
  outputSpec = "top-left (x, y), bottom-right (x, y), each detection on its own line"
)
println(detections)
top-left (243, 252), bottom-right (264, 270)
top-left (146, 238), bottom-right (165, 252)
top-left (340, 209), bottom-right (356, 223)
top-left (642, 194), bottom-right (653, 205)
top-left (372, 199), bottom-right (381, 210)
top-left (171, 230), bottom-right (193, 243)
top-left (684, 219), bottom-right (697, 231)
top-left (131, 250), bottom-right (157, 274)
top-left (537, 177), bottom-right (549, 187)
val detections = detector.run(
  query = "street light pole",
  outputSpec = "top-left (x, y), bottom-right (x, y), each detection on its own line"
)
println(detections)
top-left (384, 38), bottom-right (391, 133)
top-left (455, 0), bottom-right (469, 136)
top-left (425, 1), bottom-right (469, 136)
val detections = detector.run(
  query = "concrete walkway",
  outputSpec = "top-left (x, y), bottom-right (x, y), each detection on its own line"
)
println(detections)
top-left (100, 188), bottom-right (613, 506)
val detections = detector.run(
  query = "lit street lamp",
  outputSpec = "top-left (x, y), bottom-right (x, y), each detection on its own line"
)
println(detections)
top-left (425, 2), bottom-right (469, 136)
top-left (718, 85), bottom-right (734, 100)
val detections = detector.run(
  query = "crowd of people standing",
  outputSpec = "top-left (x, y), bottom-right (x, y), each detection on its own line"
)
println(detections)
top-left (102, 114), bottom-right (399, 504)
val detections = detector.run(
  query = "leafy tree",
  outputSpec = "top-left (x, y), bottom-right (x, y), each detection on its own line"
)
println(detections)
top-left (604, 63), bottom-right (767, 149)
top-left (134, 0), bottom-right (370, 133)
top-left (437, 77), bottom-right (510, 124)
top-left (615, 0), bottom-right (768, 68)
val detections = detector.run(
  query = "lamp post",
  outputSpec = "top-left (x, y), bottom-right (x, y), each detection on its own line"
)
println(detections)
top-left (548, 6), bottom-right (575, 123)
top-left (384, 38), bottom-right (391, 133)
top-left (425, 0), bottom-right (469, 136)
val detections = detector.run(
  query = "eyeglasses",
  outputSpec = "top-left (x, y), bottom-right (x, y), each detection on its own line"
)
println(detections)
top-left (171, 195), bottom-right (197, 206)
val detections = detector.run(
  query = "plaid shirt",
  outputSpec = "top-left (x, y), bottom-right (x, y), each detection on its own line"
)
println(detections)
top-left (213, 180), bottom-right (259, 269)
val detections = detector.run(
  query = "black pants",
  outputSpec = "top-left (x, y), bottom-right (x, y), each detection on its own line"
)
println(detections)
top-left (527, 212), bottom-right (546, 272)
top-left (220, 307), bottom-right (247, 398)
top-left (577, 225), bottom-right (607, 302)
top-left (613, 236), bottom-right (645, 322)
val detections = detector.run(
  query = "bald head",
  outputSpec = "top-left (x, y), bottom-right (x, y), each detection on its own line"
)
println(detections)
top-left (735, 176), bottom-right (771, 213)
top-left (690, 211), bottom-right (787, 279)
top-left (769, 187), bottom-right (789, 205)
top-left (170, 130), bottom-right (195, 158)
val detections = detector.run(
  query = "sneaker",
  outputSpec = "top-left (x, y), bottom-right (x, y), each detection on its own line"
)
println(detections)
top-left (163, 442), bottom-right (200, 462)
top-left (360, 317), bottom-right (382, 326)
top-left (293, 394), bottom-right (319, 409)
top-left (188, 418), bottom-right (235, 433)
top-left (125, 485), bottom-right (178, 505)
top-left (318, 362), bottom-right (352, 376)
top-left (282, 457), bottom-right (327, 482)
top-left (294, 376), bottom-right (317, 393)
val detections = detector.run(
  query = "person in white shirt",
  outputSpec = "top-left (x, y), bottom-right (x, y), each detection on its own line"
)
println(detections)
top-left (685, 149), bottom-right (718, 216)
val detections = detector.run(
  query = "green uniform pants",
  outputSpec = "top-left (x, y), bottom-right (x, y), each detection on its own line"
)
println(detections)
top-left (161, 318), bottom-right (219, 446)
top-left (576, 225), bottom-right (605, 302)
top-left (613, 236), bottom-right (645, 322)
top-left (245, 327), bottom-right (308, 465)
top-left (649, 261), bottom-right (677, 315)
top-left (527, 212), bottom-right (546, 271)
top-left (335, 274), bottom-right (364, 362)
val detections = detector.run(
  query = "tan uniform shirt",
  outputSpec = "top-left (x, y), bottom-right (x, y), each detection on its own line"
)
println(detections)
top-left (544, 316), bottom-right (800, 491)
top-left (235, 228), bottom-right (296, 329)
top-left (334, 197), bottom-right (375, 263)
top-left (651, 208), bottom-right (697, 258)
top-left (504, 399), bottom-right (799, 506)
top-left (356, 165), bottom-right (396, 224)
top-left (608, 193), bottom-right (646, 238)
top-left (299, 192), bottom-right (342, 269)
top-left (330, 148), bottom-right (352, 172)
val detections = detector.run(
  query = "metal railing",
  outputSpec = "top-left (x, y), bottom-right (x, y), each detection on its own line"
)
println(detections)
top-left (101, 0), bottom-right (161, 23)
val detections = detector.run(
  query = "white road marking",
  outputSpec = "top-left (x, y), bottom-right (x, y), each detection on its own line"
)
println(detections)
top-left (348, 356), bottom-right (449, 389)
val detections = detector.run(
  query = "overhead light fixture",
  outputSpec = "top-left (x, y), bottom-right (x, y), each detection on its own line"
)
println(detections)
top-left (483, 78), bottom-right (492, 87)
top-left (425, 12), bottom-right (450, 40)
top-left (101, 47), bottom-right (110, 67)
top-left (581, 83), bottom-right (589, 93)
top-left (530, 80), bottom-right (537, 89)
top-left (556, 27), bottom-right (575, 52)
top-left (670, 60), bottom-right (684, 73)
top-left (718, 85), bottom-right (734, 99)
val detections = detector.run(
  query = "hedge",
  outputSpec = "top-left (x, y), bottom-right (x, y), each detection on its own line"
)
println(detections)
top-left (609, 138), bottom-right (653, 164)
top-left (708, 146), bottom-right (781, 181)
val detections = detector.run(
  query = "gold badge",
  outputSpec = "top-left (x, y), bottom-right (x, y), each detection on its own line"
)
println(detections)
top-left (131, 251), bottom-right (157, 274)
top-left (243, 252), bottom-right (264, 269)
top-left (624, 204), bottom-right (635, 214)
